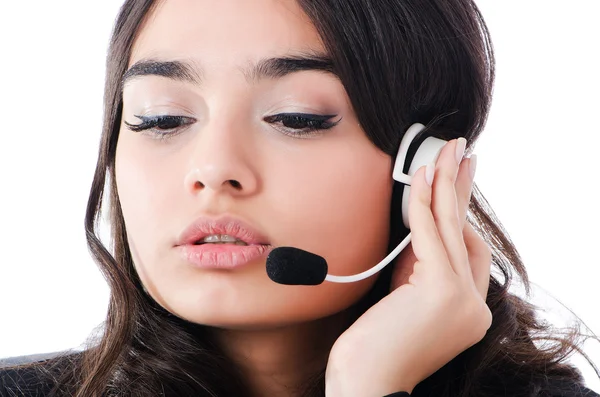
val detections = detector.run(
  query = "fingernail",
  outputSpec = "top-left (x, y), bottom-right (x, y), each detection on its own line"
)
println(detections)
top-left (455, 138), bottom-right (467, 164)
top-left (425, 162), bottom-right (435, 186)
top-left (469, 154), bottom-right (477, 180)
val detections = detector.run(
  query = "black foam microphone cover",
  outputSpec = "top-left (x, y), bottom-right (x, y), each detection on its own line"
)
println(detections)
top-left (266, 247), bottom-right (328, 286)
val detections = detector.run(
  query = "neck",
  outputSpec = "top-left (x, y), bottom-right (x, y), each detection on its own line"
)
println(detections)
top-left (207, 310), bottom-right (355, 397)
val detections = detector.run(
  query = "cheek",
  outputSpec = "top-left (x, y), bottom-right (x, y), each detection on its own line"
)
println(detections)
top-left (269, 145), bottom-right (393, 275)
top-left (114, 134), bottom-right (179, 256)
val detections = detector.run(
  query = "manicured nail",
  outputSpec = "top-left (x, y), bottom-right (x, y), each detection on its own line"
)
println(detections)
top-left (469, 154), bottom-right (477, 180)
top-left (455, 138), bottom-right (467, 164)
top-left (425, 162), bottom-right (435, 186)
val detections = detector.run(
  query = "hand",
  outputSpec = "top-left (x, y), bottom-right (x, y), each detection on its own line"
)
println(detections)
top-left (325, 138), bottom-right (493, 397)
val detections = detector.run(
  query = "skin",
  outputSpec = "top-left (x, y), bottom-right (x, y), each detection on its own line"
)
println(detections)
top-left (115, 0), bottom-right (493, 396)
top-left (116, 0), bottom-right (390, 395)
top-left (327, 143), bottom-right (492, 396)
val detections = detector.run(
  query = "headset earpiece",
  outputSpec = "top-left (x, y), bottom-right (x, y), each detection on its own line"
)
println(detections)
top-left (393, 123), bottom-right (447, 229)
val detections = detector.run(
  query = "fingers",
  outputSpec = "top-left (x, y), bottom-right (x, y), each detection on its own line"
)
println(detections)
top-left (454, 153), bottom-right (489, 299)
top-left (407, 164), bottom-right (452, 275)
top-left (456, 156), bottom-right (476, 230)
top-left (404, 137), bottom-right (489, 296)
top-left (430, 139), bottom-right (470, 277)
top-left (464, 222), bottom-right (492, 300)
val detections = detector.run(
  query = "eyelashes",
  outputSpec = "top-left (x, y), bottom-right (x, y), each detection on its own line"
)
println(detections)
top-left (124, 113), bottom-right (342, 141)
top-left (124, 115), bottom-right (196, 140)
top-left (262, 113), bottom-right (341, 137)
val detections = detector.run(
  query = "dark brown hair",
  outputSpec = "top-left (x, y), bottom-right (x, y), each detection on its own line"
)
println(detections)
top-left (7, 0), bottom-right (599, 396)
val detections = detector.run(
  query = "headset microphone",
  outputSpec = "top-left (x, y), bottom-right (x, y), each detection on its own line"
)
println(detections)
top-left (266, 123), bottom-right (448, 286)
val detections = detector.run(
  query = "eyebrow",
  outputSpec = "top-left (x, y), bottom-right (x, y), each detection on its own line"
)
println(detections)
top-left (122, 53), bottom-right (336, 86)
top-left (122, 60), bottom-right (201, 85)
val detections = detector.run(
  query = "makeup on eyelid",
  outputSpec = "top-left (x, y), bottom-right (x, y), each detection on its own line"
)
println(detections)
top-left (122, 68), bottom-right (348, 114)
top-left (123, 112), bottom-right (341, 140)
top-left (122, 75), bottom-right (348, 140)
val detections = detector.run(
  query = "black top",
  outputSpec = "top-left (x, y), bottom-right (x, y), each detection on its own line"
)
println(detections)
top-left (1, 361), bottom-right (599, 397)
top-left (384, 387), bottom-right (599, 397)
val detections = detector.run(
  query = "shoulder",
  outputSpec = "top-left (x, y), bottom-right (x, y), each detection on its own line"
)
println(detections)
top-left (541, 379), bottom-right (600, 397)
top-left (0, 364), bottom-right (55, 397)
top-left (0, 351), bottom-right (82, 397)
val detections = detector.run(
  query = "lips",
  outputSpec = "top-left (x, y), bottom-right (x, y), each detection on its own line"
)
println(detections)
top-left (176, 215), bottom-right (271, 246)
top-left (176, 215), bottom-right (272, 269)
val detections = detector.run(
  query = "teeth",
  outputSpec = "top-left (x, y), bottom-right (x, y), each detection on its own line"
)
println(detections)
top-left (200, 234), bottom-right (248, 245)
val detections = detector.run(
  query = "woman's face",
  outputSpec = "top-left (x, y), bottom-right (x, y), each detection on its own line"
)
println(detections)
top-left (115, 0), bottom-right (393, 328)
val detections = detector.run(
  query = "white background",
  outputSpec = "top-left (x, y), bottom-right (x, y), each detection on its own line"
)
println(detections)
top-left (0, 0), bottom-right (598, 391)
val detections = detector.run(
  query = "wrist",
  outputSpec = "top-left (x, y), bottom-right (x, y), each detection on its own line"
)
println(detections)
top-left (325, 355), bottom-right (415, 397)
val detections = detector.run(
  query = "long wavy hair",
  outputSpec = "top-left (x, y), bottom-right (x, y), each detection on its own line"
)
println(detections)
top-left (9, 0), bottom-right (599, 396)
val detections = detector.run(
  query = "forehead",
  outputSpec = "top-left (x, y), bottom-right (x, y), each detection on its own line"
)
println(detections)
top-left (131, 0), bottom-right (325, 67)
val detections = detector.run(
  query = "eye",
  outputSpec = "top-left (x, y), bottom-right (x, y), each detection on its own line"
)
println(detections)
top-left (263, 113), bottom-right (341, 138)
top-left (124, 115), bottom-right (196, 140)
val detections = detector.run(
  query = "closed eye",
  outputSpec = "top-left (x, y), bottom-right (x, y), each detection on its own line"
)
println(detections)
top-left (124, 115), bottom-right (196, 140)
top-left (263, 113), bottom-right (341, 138)
top-left (124, 112), bottom-right (340, 141)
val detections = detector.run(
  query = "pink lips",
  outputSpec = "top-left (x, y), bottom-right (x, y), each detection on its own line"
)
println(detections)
top-left (175, 215), bottom-right (273, 269)
top-left (180, 244), bottom-right (272, 269)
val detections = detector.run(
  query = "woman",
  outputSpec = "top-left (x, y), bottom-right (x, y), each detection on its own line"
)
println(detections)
top-left (1, 0), bottom-right (598, 396)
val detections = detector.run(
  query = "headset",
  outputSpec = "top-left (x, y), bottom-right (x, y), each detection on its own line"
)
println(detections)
top-left (266, 123), bottom-right (449, 285)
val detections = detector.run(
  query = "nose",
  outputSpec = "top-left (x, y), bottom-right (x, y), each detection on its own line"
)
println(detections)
top-left (183, 122), bottom-right (259, 197)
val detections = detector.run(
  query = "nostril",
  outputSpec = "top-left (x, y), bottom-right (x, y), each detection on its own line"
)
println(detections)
top-left (229, 180), bottom-right (242, 189)
top-left (194, 181), bottom-right (204, 189)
